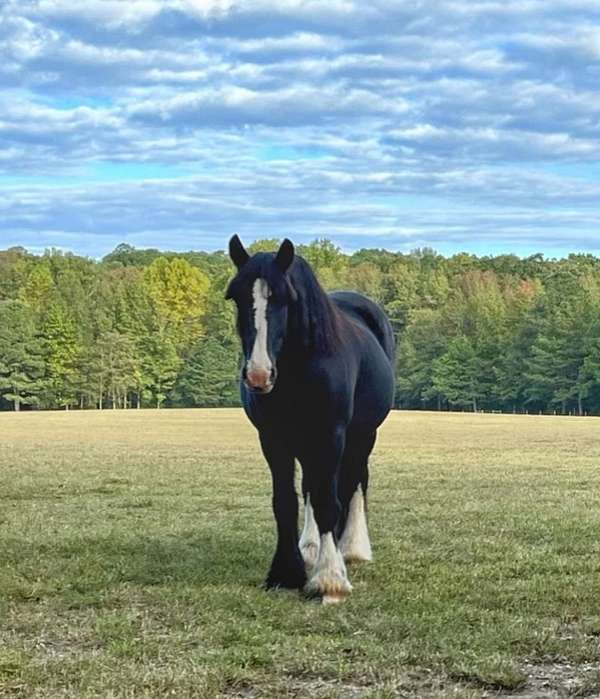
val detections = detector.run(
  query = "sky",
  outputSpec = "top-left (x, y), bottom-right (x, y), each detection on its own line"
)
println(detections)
top-left (1, 0), bottom-right (600, 259)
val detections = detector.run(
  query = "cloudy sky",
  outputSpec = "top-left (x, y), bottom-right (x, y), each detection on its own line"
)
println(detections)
top-left (2, 0), bottom-right (600, 258)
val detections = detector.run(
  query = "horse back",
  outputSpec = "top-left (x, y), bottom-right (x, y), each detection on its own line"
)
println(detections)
top-left (329, 291), bottom-right (395, 362)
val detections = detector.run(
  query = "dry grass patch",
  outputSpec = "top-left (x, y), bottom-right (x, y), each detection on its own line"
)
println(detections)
top-left (2, 409), bottom-right (600, 697)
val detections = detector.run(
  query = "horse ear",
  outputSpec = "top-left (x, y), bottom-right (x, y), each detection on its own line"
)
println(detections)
top-left (229, 234), bottom-right (249, 270)
top-left (275, 238), bottom-right (294, 273)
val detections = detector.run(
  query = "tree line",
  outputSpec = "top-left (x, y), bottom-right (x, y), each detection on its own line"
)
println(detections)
top-left (1, 240), bottom-right (600, 415)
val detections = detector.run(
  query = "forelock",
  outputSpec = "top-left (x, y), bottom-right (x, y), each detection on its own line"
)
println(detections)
top-left (227, 251), bottom-right (295, 305)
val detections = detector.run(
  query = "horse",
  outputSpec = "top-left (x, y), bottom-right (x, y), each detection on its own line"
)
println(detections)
top-left (225, 236), bottom-right (395, 603)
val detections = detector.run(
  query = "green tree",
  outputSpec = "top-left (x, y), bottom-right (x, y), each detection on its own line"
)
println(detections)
top-left (174, 337), bottom-right (240, 407)
top-left (248, 239), bottom-right (282, 254)
top-left (0, 248), bottom-right (29, 301)
top-left (432, 336), bottom-right (486, 411)
top-left (493, 280), bottom-right (541, 412)
top-left (0, 301), bottom-right (45, 410)
top-left (20, 262), bottom-right (54, 313)
top-left (140, 330), bottom-right (181, 408)
top-left (82, 332), bottom-right (142, 409)
top-left (524, 281), bottom-right (596, 415)
top-left (298, 239), bottom-right (344, 271)
top-left (396, 309), bottom-right (447, 409)
top-left (4, 238), bottom-right (600, 415)
top-left (202, 270), bottom-right (237, 344)
top-left (143, 257), bottom-right (210, 351)
top-left (40, 299), bottom-right (81, 409)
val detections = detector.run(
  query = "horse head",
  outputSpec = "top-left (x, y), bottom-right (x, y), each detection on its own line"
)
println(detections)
top-left (225, 235), bottom-right (297, 394)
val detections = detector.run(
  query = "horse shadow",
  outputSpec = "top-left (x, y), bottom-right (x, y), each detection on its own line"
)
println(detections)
top-left (20, 527), bottom-right (274, 600)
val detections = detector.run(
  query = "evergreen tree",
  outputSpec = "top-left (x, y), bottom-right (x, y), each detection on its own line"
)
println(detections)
top-left (174, 337), bottom-right (240, 407)
top-left (2, 239), bottom-right (600, 414)
top-left (140, 330), bottom-right (181, 408)
top-left (432, 336), bottom-right (486, 411)
top-left (525, 294), bottom-right (589, 414)
top-left (0, 301), bottom-right (45, 410)
top-left (396, 309), bottom-right (447, 408)
top-left (493, 280), bottom-right (541, 411)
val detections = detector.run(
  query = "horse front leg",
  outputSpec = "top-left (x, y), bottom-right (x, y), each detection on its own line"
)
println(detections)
top-left (302, 424), bottom-right (352, 604)
top-left (299, 475), bottom-right (320, 570)
top-left (259, 431), bottom-right (306, 591)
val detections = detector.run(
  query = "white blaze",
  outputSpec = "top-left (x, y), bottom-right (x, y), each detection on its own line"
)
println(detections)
top-left (339, 485), bottom-right (372, 563)
top-left (248, 278), bottom-right (272, 375)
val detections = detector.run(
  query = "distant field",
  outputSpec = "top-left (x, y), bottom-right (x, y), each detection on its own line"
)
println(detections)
top-left (2, 410), bottom-right (600, 698)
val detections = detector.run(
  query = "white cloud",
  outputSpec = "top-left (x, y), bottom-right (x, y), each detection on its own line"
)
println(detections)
top-left (128, 84), bottom-right (409, 127)
top-left (27, 0), bottom-right (363, 26)
top-left (33, 0), bottom-right (164, 27)
top-left (221, 31), bottom-right (344, 54)
top-left (2, 0), bottom-right (600, 255)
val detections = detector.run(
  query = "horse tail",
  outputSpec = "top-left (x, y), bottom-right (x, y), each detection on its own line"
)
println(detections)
top-left (374, 312), bottom-right (395, 363)
top-left (361, 304), bottom-right (395, 363)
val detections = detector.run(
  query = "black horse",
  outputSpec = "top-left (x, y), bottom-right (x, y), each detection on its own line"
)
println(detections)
top-left (226, 236), bottom-right (395, 602)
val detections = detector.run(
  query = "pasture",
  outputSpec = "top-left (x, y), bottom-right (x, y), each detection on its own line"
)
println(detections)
top-left (2, 410), bottom-right (600, 698)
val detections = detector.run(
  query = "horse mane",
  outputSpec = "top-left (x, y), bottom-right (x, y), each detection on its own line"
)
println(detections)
top-left (286, 255), bottom-right (346, 356)
top-left (227, 250), bottom-right (347, 356)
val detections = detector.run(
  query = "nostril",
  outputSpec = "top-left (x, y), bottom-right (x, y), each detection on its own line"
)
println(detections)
top-left (270, 367), bottom-right (277, 382)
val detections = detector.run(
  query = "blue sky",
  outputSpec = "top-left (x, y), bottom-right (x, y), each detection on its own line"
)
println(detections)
top-left (1, 1), bottom-right (600, 258)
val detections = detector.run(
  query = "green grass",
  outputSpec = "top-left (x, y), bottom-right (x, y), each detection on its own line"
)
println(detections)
top-left (2, 409), bottom-right (600, 697)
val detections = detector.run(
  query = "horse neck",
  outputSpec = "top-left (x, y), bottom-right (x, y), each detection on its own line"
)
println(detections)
top-left (280, 314), bottom-right (309, 368)
top-left (281, 291), bottom-right (342, 366)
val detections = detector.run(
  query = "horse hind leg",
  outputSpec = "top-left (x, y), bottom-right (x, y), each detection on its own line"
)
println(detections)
top-left (338, 431), bottom-right (376, 564)
top-left (340, 484), bottom-right (371, 563)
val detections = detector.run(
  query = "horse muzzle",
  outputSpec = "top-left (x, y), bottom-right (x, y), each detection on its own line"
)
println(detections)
top-left (244, 366), bottom-right (277, 394)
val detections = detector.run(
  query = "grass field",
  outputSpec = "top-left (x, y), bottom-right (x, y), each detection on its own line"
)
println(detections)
top-left (2, 410), bottom-right (600, 698)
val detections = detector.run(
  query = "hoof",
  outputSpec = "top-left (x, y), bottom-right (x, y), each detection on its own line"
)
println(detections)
top-left (305, 571), bottom-right (352, 600)
top-left (265, 570), bottom-right (306, 591)
top-left (265, 551), bottom-right (307, 591)
top-left (322, 593), bottom-right (346, 605)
